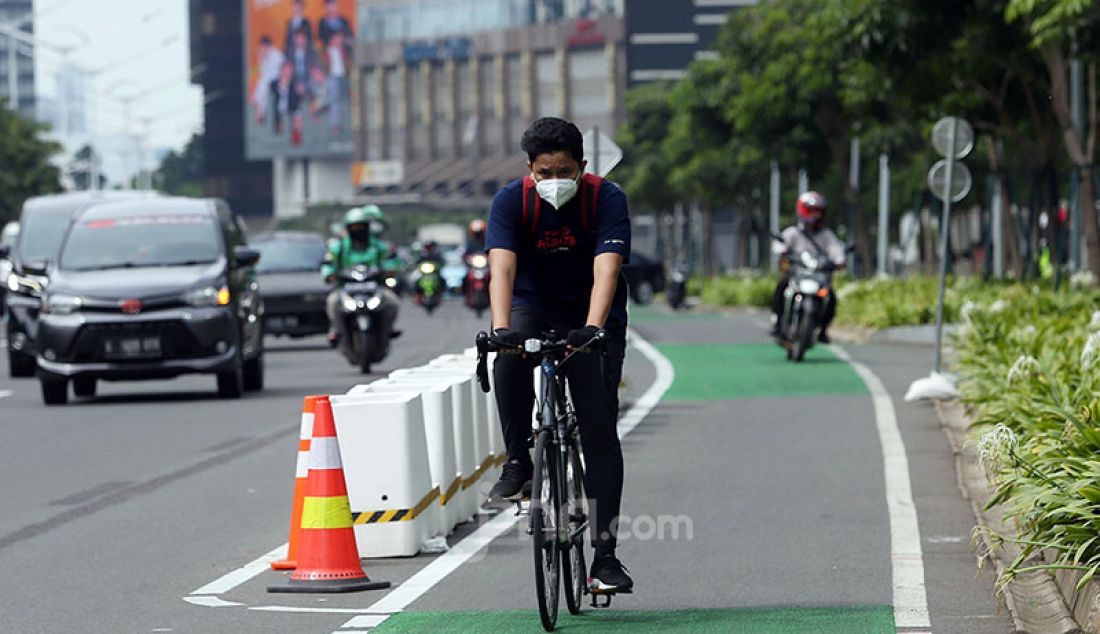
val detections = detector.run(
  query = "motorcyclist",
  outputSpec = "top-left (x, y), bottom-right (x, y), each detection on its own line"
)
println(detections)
top-left (770, 191), bottom-right (846, 343)
top-left (464, 218), bottom-right (487, 256)
top-left (322, 206), bottom-right (400, 345)
top-left (417, 240), bottom-right (445, 266)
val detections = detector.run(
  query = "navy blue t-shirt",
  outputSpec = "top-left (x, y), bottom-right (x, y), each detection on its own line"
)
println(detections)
top-left (486, 177), bottom-right (631, 333)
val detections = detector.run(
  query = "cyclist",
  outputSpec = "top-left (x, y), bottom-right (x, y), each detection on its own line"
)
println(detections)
top-left (770, 191), bottom-right (846, 343)
top-left (486, 117), bottom-right (634, 594)
top-left (322, 205), bottom-right (399, 344)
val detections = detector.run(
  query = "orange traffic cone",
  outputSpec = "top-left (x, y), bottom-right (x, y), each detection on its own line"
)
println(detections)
top-left (271, 395), bottom-right (320, 571)
top-left (268, 396), bottom-right (390, 593)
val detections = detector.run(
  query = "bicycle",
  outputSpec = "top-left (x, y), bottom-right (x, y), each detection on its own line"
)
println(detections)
top-left (476, 330), bottom-right (619, 632)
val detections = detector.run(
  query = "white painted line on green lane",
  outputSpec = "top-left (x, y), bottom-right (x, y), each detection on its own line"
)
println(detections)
top-left (829, 345), bottom-right (931, 633)
top-left (341, 327), bottom-right (675, 630)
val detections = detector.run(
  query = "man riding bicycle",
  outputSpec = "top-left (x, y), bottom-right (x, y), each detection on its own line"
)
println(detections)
top-left (486, 117), bottom-right (634, 594)
top-left (322, 205), bottom-right (399, 345)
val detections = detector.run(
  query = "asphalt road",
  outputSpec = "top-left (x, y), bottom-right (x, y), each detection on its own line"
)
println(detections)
top-left (0, 300), bottom-right (1016, 633)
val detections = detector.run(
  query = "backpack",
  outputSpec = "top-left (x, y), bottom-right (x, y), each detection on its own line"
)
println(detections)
top-left (521, 173), bottom-right (604, 240)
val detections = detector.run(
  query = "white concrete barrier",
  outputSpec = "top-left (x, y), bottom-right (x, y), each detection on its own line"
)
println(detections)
top-left (426, 356), bottom-right (498, 494)
top-left (389, 367), bottom-right (481, 521)
top-left (329, 391), bottom-right (440, 558)
top-left (366, 377), bottom-right (461, 535)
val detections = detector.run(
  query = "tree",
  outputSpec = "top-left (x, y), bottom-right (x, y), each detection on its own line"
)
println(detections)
top-left (1006, 0), bottom-right (1100, 274)
top-left (0, 99), bottom-right (62, 223)
top-left (154, 132), bottom-right (204, 197)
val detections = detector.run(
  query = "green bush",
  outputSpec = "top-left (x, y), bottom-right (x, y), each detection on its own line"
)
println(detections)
top-left (955, 288), bottom-right (1100, 591)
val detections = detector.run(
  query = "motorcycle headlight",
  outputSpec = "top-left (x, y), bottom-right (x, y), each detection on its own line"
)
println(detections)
top-left (183, 285), bottom-right (231, 307)
top-left (469, 254), bottom-right (488, 268)
top-left (365, 296), bottom-right (383, 311)
top-left (384, 276), bottom-right (398, 288)
top-left (800, 252), bottom-right (820, 269)
top-left (419, 262), bottom-right (437, 274)
top-left (41, 293), bottom-right (82, 315)
top-left (342, 294), bottom-right (359, 312)
top-left (798, 279), bottom-right (822, 294)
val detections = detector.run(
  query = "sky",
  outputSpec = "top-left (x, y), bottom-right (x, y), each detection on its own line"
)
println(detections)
top-left (33, 0), bottom-right (203, 154)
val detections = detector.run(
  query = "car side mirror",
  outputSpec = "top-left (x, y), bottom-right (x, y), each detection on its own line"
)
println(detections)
top-left (0, 245), bottom-right (9, 259)
top-left (234, 247), bottom-right (261, 268)
top-left (23, 259), bottom-right (48, 276)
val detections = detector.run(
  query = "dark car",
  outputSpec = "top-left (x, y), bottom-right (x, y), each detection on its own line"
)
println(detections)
top-left (251, 231), bottom-right (330, 337)
top-left (33, 197), bottom-right (264, 405)
top-left (622, 251), bottom-right (666, 305)
top-left (1, 191), bottom-right (160, 378)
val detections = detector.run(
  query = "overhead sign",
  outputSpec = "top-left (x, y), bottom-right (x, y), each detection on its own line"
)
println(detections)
top-left (583, 128), bottom-right (623, 178)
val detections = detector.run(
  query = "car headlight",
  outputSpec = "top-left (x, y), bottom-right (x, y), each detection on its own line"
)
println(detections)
top-left (183, 285), bottom-right (231, 307)
top-left (342, 294), bottom-right (359, 312)
top-left (41, 293), bottom-right (82, 315)
top-left (8, 273), bottom-right (45, 294)
top-left (365, 296), bottom-right (382, 311)
top-left (6, 274), bottom-right (17, 292)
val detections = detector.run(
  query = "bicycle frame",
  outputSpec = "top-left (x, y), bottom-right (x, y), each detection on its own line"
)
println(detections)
top-left (533, 356), bottom-right (584, 544)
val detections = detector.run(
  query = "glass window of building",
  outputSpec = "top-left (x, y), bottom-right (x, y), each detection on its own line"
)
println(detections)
top-left (455, 60), bottom-right (473, 157)
top-left (383, 66), bottom-right (403, 160)
top-left (408, 63), bottom-right (428, 160)
top-left (535, 51), bottom-right (558, 118)
top-left (569, 47), bottom-right (611, 131)
top-left (364, 69), bottom-right (384, 161)
top-left (433, 62), bottom-right (451, 159)
top-left (505, 54), bottom-right (523, 147)
top-left (479, 58), bottom-right (499, 155)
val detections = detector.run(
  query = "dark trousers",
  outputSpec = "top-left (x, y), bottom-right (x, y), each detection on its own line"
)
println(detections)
top-left (771, 274), bottom-right (836, 331)
top-left (493, 307), bottom-right (626, 556)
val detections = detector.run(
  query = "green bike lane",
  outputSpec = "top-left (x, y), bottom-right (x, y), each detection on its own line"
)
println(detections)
top-left (366, 307), bottom-right (1010, 633)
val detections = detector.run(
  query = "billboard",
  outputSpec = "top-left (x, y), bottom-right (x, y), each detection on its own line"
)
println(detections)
top-left (244, 0), bottom-right (357, 160)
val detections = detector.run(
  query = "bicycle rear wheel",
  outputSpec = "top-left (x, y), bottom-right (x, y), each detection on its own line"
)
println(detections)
top-left (531, 430), bottom-right (560, 631)
top-left (561, 438), bottom-right (588, 615)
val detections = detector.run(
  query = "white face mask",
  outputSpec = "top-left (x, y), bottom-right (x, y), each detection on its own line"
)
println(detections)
top-left (534, 176), bottom-right (579, 209)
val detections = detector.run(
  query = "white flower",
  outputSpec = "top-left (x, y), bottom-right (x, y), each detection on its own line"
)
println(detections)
top-left (1082, 332), bottom-right (1100, 370)
top-left (1006, 355), bottom-right (1040, 384)
top-left (960, 300), bottom-right (978, 326)
top-left (1072, 271), bottom-right (1096, 289)
top-left (977, 423), bottom-right (1018, 483)
top-left (1088, 310), bottom-right (1100, 331)
top-left (989, 299), bottom-right (1007, 313)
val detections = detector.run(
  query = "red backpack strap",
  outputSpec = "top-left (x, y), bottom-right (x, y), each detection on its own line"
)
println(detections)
top-left (580, 173), bottom-right (604, 233)
top-left (521, 175), bottom-right (542, 240)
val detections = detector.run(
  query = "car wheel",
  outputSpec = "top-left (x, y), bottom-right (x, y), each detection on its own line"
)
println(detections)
top-left (217, 363), bottom-right (244, 399)
top-left (8, 347), bottom-right (35, 378)
top-left (72, 377), bottom-right (97, 398)
top-left (632, 280), bottom-right (655, 305)
top-left (41, 379), bottom-right (68, 405)
top-left (243, 350), bottom-right (264, 392)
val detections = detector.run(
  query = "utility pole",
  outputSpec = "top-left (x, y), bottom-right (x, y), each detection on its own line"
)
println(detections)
top-left (1071, 55), bottom-right (1086, 272)
top-left (877, 153), bottom-right (890, 276)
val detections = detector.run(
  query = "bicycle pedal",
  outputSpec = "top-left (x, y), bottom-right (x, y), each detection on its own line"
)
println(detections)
top-left (589, 592), bottom-right (613, 609)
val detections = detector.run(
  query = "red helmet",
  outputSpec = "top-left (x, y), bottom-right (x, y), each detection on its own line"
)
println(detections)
top-left (796, 191), bottom-right (827, 224)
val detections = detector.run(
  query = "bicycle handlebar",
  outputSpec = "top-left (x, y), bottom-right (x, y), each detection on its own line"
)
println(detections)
top-left (474, 330), bottom-right (607, 393)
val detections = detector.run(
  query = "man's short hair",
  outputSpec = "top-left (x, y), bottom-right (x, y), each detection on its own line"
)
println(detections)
top-left (521, 117), bottom-right (584, 164)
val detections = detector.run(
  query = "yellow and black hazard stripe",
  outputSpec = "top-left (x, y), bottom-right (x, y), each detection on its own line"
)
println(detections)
top-left (352, 486), bottom-right (440, 525)
top-left (461, 454), bottom-right (508, 490)
top-left (440, 477), bottom-right (463, 506)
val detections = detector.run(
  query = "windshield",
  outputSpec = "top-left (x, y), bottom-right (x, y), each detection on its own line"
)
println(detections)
top-left (60, 214), bottom-right (222, 271)
top-left (254, 237), bottom-right (326, 273)
top-left (17, 210), bottom-right (74, 263)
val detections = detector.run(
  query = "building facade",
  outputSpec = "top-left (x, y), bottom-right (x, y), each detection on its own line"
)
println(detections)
top-left (189, 0), bottom-right (272, 218)
top-left (352, 0), bottom-right (625, 203)
top-left (0, 0), bottom-right (35, 118)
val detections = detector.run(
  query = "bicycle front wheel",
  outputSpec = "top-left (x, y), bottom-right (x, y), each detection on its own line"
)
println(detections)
top-left (531, 429), bottom-right (560, 631)
top-left (562, 438), bottom-right (588, 615)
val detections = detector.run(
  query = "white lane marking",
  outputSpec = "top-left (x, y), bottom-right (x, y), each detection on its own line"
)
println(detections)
top-left (341, 327), bottom-right (675, 629)
top-left (342, 615), bottom-right (390, 628)
top-left (0, 389), bottom-right (12, 400)
top-left (188, 543), bottom-right (287, 596)
top-left (249, 606), bottom-right (386, 614)
top-left (829, 345), bottom-right (931, 632)
top-left (183, 596), bottom-right (244, 608)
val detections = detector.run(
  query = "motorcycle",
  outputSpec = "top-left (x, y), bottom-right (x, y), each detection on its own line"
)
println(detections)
top-left (336, 265), bottom-right (398, 373)
top-left (412, 259), bottom-right (444, 314)
top-left (463, 252), bottom-right (490, 319)
top-left (775, 248), bottom-right (837, 363)
top-left (666, 260), bottom-right (688, 310)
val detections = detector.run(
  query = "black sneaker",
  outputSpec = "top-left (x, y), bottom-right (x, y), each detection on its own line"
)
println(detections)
top-left (817, 330), bottom-right (831, 344)
top-left (488, 459), bottom-right (532, 501)
top-left (589, 554), bottom-right (634, 593)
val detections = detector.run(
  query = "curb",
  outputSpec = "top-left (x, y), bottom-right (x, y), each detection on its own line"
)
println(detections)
top-left (934, 399), bottom-right (1081, 634)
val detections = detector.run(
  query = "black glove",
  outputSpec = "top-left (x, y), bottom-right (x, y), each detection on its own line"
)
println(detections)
top-left (567, 325), bottom-right (603, 348)
top-left (490, 328), bottom-right (526, 348)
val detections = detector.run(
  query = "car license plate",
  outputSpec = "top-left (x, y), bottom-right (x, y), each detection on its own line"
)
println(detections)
top-left (269, 316), bottom-right (299, 330)
top-left (356, 315), bottom-right (370, 331)
top-left (103, 336), bottom-right (162, 359)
